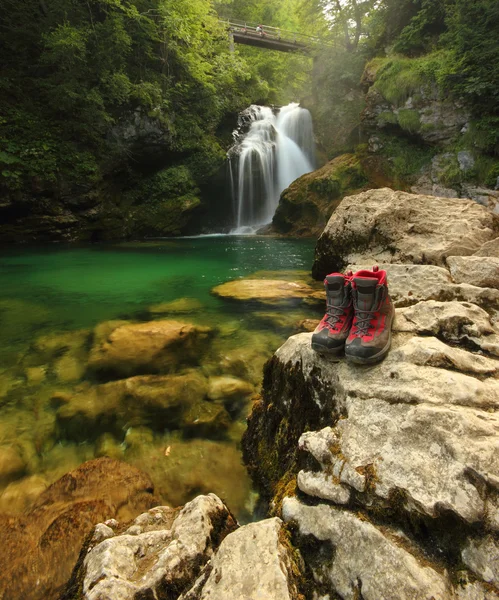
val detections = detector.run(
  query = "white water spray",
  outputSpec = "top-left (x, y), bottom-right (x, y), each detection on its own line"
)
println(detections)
top-left (229, 103), bottom-right (315, 233)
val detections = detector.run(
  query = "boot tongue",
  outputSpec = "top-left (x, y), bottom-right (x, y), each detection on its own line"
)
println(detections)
top-left (325, 275), bottom-right (348, 307)
top-left (353, 276), bottom-right (378, 311)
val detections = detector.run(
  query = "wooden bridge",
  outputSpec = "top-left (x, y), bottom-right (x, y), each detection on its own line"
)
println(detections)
top-left (221, 20), bottom-right (325, 54)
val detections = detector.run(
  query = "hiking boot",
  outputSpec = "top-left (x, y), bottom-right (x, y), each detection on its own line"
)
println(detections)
top-left (311, 272), bottom-right (354, 356)
top-left (345, 266), bottom-right (394, 365)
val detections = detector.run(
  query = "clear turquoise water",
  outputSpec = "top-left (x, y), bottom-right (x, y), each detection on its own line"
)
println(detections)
top-left (0, 236), bottom-right (315, 331)
top-left (0, 236), bottom-right (318, 519)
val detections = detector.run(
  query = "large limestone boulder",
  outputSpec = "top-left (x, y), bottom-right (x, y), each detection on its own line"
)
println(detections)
top-left (312, 188), bottom-right (499, 279)
top-left (1, 458), bottom-right (158, 600)
top-left (87, 319), bottom-right (213, 378)
top-left (245, 185), bottom-right (499, 599)
top-left (61, 499), bottom-right (301, 600)
top-left (62, 495), bottom-right (237, 600)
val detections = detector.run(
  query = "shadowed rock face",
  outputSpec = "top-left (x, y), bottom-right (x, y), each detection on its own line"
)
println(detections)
top-left (244, 189), bottom-right (499, 599)
top-left (0, 458), bottom-right (159, 600)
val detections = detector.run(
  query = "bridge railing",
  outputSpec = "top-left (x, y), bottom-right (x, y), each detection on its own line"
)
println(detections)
top-left (220, 19), bottom-right (332, 48)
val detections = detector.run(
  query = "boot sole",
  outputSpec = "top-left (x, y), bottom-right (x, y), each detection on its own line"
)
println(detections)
top-left (311, 342), bottom-right (344, 357)
top-left (345, 331), bottom-right (392, 365)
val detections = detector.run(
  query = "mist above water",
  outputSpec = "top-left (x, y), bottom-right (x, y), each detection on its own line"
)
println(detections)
top-left (229, 103), bottom-right (316, 233)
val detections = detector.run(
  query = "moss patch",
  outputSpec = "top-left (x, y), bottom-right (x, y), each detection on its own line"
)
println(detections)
top-left (397, 109), bottom-right (421, 134)
top-left (242, 359), bottom-right (339, 512)
top-left (372, 52), bottom-right (450, 107)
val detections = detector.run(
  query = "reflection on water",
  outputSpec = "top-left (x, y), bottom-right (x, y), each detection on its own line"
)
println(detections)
top-left (0, 237), bottom-right (320, 520)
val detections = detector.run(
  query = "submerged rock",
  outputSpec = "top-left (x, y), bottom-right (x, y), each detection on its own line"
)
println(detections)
top-left (55, 371), bottom-right (225, 441)
top-left (0, 445), bottom-right (26, 485)
top-left (148, 297), bottom-right (204, 316)
top-left (0, 458), bottom-right (158, 600)
top-left (87, 319), bottom-right (213, 378)
top-left (125, 437), bottom-right (252, 518)
top-left (212, 278), bottom-right (324, 306)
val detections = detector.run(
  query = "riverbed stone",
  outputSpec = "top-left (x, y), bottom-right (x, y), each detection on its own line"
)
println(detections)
top-left (0, 444), bottom-right (27, 484)
top-left (87, 319), bottom-right (213, 378)
top-left (1, 458), bottom-right (158, 600)
top-left (56, 371), bottom-right (210, 440)
top-left (125, 437), bottom-right (252, 518)
top-left (180, 517), bottom-right (301, 600)
top-left (148, 297), bottom-right (204, 316)
top-left (207, 375), bottom-right (254, 401)
top-left (312, 188), bottom-right (499, 278)
top-left (211, 278), bottom-right (324, 306)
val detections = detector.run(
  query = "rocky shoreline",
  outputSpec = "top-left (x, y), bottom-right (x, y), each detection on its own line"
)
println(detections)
top-left (1, 187), bottom-right (498, 599)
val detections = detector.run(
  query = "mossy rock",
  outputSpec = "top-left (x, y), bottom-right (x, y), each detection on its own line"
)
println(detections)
top-left (272, 154), bottom-right (370, 237)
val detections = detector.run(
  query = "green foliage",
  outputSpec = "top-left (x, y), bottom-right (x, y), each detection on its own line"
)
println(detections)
top-left (125, 165), bottom-right (199, 206)
top-left (393, 0), bottom-right (447, 56)
top-left (397, 109), bottom-right (421, 133)
top-left (438, 154), bottom-right (461, 187)
top-left (373, 52), bottom-right (450, 106)
top-left (474, 155), bottom-right (499, 188)
top-left (378, 111), bottom-right (398, 126)
top-left (0, 0), bottom-right (270, 202)
top-left (379, 135), bottom-right (435, 183)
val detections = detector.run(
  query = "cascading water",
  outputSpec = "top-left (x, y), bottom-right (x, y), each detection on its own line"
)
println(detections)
top-left (229, 103), bottom-right (316, 233)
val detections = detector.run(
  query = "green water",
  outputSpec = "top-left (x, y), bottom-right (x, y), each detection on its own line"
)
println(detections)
top-left (0, 236), bottom-right (318, 519)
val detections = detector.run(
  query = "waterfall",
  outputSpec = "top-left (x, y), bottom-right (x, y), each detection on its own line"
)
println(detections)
top-left (229, 103), bottom-right (315, 233)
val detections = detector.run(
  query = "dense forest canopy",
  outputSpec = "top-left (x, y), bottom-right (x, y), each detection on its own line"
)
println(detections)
top-left (0, 0), bottom-right (498, 238)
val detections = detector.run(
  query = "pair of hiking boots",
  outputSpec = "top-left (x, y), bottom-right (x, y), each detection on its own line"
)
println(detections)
top-left (311, 266), bottom-right (394, 365)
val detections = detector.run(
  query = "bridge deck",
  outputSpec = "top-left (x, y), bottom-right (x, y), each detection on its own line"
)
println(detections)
top-left (222, 20), bottom-right (319, 54)
top-left (231, 31), bottom-right (308, 53)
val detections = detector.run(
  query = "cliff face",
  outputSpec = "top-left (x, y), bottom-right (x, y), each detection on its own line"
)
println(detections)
top-left (245, 188), bottom-right (499, 599)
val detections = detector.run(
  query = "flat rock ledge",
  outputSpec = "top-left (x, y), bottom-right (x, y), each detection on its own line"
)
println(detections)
top-left (243, 189), bottom-right (499, 600)
top-left (61, 495), bottom-right (302, 600)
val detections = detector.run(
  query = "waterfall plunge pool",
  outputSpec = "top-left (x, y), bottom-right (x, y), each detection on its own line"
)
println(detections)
top-left (0, 236), bottom-right (320, 521)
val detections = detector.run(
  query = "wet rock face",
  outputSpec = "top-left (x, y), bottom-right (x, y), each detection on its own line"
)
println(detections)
top-left (0, 458), bottom-right (158, 600)
top-left (312, 188), bottom-right (499, 279)
top-left (61, 498), bottom-right (301, 600)
top-left (245, 189), bottom-right (499, 599)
